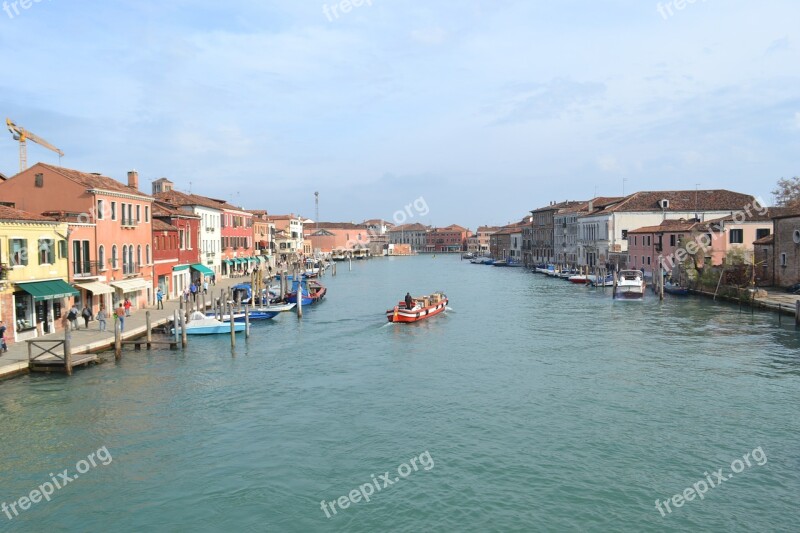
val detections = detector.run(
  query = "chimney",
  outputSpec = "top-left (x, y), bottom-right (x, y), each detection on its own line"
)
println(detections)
top-left (127, 170), bottom-right (139, 190)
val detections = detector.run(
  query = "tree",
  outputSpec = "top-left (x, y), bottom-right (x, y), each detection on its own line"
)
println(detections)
top-left (772, 176), bottom-right (800, 208)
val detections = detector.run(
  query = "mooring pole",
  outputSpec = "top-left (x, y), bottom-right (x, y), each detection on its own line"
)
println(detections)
top-left (174, 310), bottom-right (180, 345)
top-left (64, 328), bottom-right (72, 376)
top-left (229, 303), bottom-right (236, 347)
top-left (244, 304), bottom-right (250, 338)
top-left (114, 320), bottom-right (122, 361)
top-left (297, 285), bottom-right (303, 319)
top-left (795, 300), bottom-right (800, 329)
top-left (181, 310), bottom-right (188, 349)
top-left (146, 310), bottom-right (152, 350)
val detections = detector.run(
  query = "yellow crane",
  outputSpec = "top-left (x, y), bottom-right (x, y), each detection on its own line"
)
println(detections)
top-left (6, 118), bottom-right (64, 172)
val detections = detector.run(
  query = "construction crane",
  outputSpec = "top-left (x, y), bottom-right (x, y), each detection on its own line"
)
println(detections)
top-left (6, 118), bottom-right (64, 172)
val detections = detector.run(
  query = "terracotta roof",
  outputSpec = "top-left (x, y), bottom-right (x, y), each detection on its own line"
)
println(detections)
top-left (389, 223), bottom-right (429, 232)
top-left (476, 226), bottom-right (502, 233)
top-left (41, 210), bottom-right (94, 223)
top-left (311, 222), bottom-right (368, 230)
top-left (36, 163), bottom-right (151, 199)
top-left (0, 205), bottom-right (57, 222)
top-left (753, 234), bottom-right (774, 245)
top-left (154, 190), bottom-right (246, 213)
top-left (152, 201), bottom-right (200, 219)
top-left (628, 219), bottom-right (701, 234)
top-left (152, 219), bottom-right (178, 232)
top-left (265, 214), bottom-right (301, 221)
top-left (770, 206), bottom-right (800, 220)
top-left (363, 219), bottom-right (394, 226)
top-left (584, 189), bottom-right (754, 217)
top-left (532, 200), bottom-right (586, 213)
top-left (248, 209), bottom-right (269, 216)
top-left (704, 208), bottom-right (778, 224)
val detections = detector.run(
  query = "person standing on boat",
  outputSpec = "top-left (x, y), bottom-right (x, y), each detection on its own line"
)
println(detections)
top-left (405, 292), bottom-right (414, 310)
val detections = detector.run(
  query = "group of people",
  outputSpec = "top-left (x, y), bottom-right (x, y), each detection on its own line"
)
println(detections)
top-left (182, 277), bottom-right (211, 303)
top-left (67, 299), bottom-right (131, 332)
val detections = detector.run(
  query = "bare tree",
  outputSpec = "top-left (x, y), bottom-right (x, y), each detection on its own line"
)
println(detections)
top-left (772, 176), bottom-right (800, 208)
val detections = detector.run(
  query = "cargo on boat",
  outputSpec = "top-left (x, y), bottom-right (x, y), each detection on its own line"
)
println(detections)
top-left (387, 292), bottom-right (448, 323)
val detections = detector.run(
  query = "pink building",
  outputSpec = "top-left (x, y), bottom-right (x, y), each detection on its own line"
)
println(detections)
top-left (306, 223), bottom-right (370, 253)
top-left (0, 163), bottom-right (154, 310)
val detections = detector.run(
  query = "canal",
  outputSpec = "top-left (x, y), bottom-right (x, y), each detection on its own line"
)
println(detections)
top-left (1, 255), bottom-right (798, 532)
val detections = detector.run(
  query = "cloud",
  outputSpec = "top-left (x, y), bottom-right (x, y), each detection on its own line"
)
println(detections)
top-left (490, 78), bottom-right (606, 125)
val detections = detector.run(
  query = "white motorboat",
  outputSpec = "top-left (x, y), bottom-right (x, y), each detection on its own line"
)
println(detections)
top-left (615, 270), bottom-right (646, 300)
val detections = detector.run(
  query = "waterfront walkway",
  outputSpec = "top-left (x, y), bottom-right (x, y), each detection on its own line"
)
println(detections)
top-left (0, 277), bottom-right (243, 381)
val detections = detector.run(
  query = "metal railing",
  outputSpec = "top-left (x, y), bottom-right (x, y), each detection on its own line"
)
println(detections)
top-left (72, 260), bottom-right (104, 277)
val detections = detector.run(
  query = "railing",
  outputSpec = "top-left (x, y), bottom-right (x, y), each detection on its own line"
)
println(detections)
top-left (122, 262), bottom-right (140, 275)
top-left (121, 218), bottom-right (138, 227)
top-left (206, 227), bottom-right (215, 232)
top-left (72, 260), bottom-right (104, 277)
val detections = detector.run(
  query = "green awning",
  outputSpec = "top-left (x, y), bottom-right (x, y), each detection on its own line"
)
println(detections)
top-left (190, 263), bottom-right (214, 276)
top-left (17, 279), bottom-right (79, 302)
top-left (223, 259), bottom-right (233, 266)
top-left (234, 258), bottom-right (243, 264)
top-left (173, 265), bottom-right (190, 272)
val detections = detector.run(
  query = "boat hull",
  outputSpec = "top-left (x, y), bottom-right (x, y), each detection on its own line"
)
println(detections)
top-left (182, 324), bottom-right (246, 335)
top-left (387, 298), bottom-right (449, 323)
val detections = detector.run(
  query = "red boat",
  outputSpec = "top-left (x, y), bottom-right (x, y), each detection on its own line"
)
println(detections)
top-left (386, 292), bottom-right (448, 323)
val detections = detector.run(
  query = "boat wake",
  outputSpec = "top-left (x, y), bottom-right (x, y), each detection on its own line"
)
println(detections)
top-left (445, 306), bottom-right (455, 312)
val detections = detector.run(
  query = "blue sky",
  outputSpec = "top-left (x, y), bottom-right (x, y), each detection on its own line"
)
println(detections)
top-left (1, 0), bottom-right (798, 228)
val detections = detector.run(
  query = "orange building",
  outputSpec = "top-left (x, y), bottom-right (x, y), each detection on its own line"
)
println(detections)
top-left (0, 163), bottom-right (154, 310)
top-left (306, 223), bottom-right (371, 253)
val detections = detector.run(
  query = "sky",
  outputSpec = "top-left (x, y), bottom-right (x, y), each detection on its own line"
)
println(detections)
top-left (0, 0), bottom-right (798, 229)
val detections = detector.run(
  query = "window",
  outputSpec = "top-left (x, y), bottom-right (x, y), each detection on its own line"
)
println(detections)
top-left (780, 253), bottom-right (787, 267)
top-left (670, 235), bottom-right (676, 247)
top-left (729, 229), bottom-right (744, 244)
top-left (112, 245), bottom-right (118, 269)
top-left (179, 230), bottom-right (185, 250)
top-left (756, 228), bottom-right (771, 240)
top-left (97, 200), bottom-right (105, 220)
top-left (38, 239), bottom-right (55, 265)
top-left (187, 228), bottom-right (191, 249)
top-left (621, 230), bottom-right (628, 240)
top-left (647, 256), bottom-right (651, 265)
top-left (137, 245), bottom-right (142, 268)
top-left (58, 240), bottom-right (68, 259)
top-left (145, 206), bottom-right (149, 222)
top-left (35, 173), bottom-right (43, 187)
top-left (146, 245), bottom-right (151, 265)
top-left (122, 245), bottom-right (128, 272)
top-left (128, 204), bottom-right (133, 224)
top-left (111, 202), bottom-right (117, 220)
top-left (10, 238), bottom-right (28, 266)
top-left (98, 245), bottom-right (105, 270)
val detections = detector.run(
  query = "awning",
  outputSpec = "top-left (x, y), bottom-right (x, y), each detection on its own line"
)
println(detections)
top-left (74, 281), bottom-right (114, 295)
top-left (173, 265), bottom-right (190, 272)
top-left (190, 263), bottom-right (214, 276)
top-left (110, 278), bottom-right (149, 293)
top-left (16, 280), bottom-right (79, 302)
top-left (223, 259), bottom-right (233, 266)
top-left (258, 256), bottom-right (267, 263)
top-left (233, 258), bottom-right (243, 265)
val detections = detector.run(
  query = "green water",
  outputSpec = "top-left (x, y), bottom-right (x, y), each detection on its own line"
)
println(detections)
top-left (1, 255), bottom-right (798, 532)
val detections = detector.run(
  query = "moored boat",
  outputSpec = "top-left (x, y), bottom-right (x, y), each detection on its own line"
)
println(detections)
top-left (615, 270), bottom-right (646, 300)
top-left (568, 274), bottom-right (591, 284)
top-left (387, 292), bottom-right (448, 323)
top-left (174, 311), bottom-right (246, 335)
top-left (286, 279), bottom-right (327, 306)
top-left (663, 282), bottom-right (689, 296)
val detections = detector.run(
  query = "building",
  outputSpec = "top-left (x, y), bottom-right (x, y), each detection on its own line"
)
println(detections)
top-left (152, 202), bottom-right (201, 298)
top-left (626, 219), bottom-right (700, 277)
top-left (153, 186), bottom-right (222, 278)
top-left (530, 201), bottom-right (586, 265)
top-left (266, 214), bottom-right (305, 259)
top-left (490, 223), bottom-right (526, 260)
top-left (249, 210), bottom-right (275, 261)
top-left (0, 206), bottom-right (77, 346)
top-left (214, 199), bottom-right (255, 275)
top-left (387, 223), bottom-right (429, 252)
top-left (469, 226), bottom-right (500, 255)
top-left (754, 234), bottom-right (774, 286)
top-left (0, 163), bottom-right (154, 310)
top-left (554, 198), bottom-right (623, 268)
top-left (424, 225), bottom-right (472, 253)
top-left (577, 189), bottom-right (756, 269)
top-left (363, 219), bottom-right (394, 236)
top-left (768, 209), bottom-right (800, 288)
top-left (306, 223), bottom-right (371, 253)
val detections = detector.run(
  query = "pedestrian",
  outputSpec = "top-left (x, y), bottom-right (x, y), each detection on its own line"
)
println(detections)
top-left (203, 279), bottom-right (208, 294)
top-left (96, 305), bottom-right (107, 332)
top-left (0, 320), bottom-right (7, 353)
top-left (211, 274), bottom-right (216, 286)
top-left (67, 304), bottom-right (79, 330)
top-left (115, 303), bottom-right (126, 332)
top-left (81, 304), bottom-right (92, 329)
top-left (183, 287), bottom-right (190, 303)
top-left (190, 282), bottom-right (197, 302)
top-left (123, 297), bottom-right (132, 317)
top-left (156, 288), bottom-right (164, 310)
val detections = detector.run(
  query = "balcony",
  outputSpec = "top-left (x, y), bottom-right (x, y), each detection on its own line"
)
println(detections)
top-left (122, 262), bottom-right (140, 276)
top-left (206, 227), bottom-right (215, 232)
top-left (121, 218), bottom-right (138, 228)
top-left (72, 260), bottom-right (104, 278)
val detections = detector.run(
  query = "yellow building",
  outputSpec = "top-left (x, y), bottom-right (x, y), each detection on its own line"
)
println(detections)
top-left (0, 206), bottom-right (76, 346)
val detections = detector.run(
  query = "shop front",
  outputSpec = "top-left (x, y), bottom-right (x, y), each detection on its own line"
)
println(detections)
top-left (73, 280), bottom-right (114, 316)
top-left (13, 279), bottom-right (79, 342)
top-left (109, 278), bottom-right (150, 310)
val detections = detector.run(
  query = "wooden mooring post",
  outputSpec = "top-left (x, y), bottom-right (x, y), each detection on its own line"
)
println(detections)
top-left (114, 320), bottom-right (122, 360)
top-left (146, 311), bottom-right (152, 349)
top-left (174, 310), bottom-right (180, 345)
top-left (64, 328), bottom-right (73, 376)
top-left (244, 304), bottom-right (250, 338)
top-left (181, 310), bottom-right (188, 349)
top-left (795, 300), bottom-right (800, 329)
top-left (229, 303), bottom-right (236, 347)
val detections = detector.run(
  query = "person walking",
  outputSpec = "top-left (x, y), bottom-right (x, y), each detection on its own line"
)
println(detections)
top-left (123, 297), bottom-right (132, 317)
top-left (115, 303), bottom-right (126, 332)
top-left (67, 304), bottom-right (79, 330)
top-left (203, 280), bottom-right (208, 295)
top-left (96, 305), bottom-right (107, 332)
top-left (211, 274), bottom-right (216, 286)
top-left (0, 320), bottom-right (7, 353)
top-left (183, 287), bottom-right (189, 303)
top-left (81, 304), bottom-right (92, 329)
top-left (190, 282), bottom-right (197, 302)
top-left (156, 288), bottom-right (164, 310)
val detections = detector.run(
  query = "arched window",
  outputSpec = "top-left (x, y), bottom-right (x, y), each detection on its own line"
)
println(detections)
top-left (122, 245), bottom-right (128, 273)
top-left (146, 245), bottom-right (151, 265)
top-left (137, 245), bottom-right (142, 269)
top-left (98, 245), bottom-right (105, 270)
top-left (128, 245), bottom-right (134, 274)
top-left (112, 245), bottom-right (118, 269)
